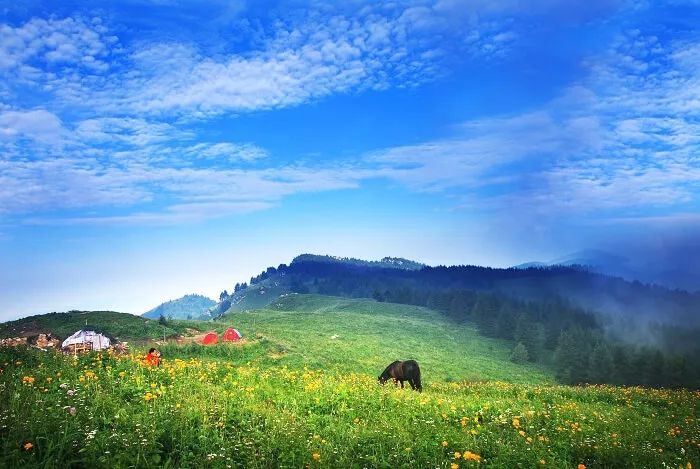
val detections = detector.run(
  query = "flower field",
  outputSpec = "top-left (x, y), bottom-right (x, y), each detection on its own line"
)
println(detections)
top-left (1, 344), bottom-right (698, 468)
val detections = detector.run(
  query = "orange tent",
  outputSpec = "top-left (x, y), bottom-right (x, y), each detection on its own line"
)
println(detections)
top-left (202, 332), bottom-right (218, 345)
top-left (223, 328), bottom-right (242, 342)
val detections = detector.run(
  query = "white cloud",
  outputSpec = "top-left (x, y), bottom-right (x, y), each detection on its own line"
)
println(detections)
top-left (0, 109), bottom-right (64, 143)
top-left (74, 117), bottom-right (187, 146)
top-left (0, 17), bottom-right (118, 76)
top-left (183, 143), bottom-right (267, 162)
top-left (0, 3), bottom-right (521, 117)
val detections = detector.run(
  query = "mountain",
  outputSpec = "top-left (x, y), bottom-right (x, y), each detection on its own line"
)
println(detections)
top-left (514, 249), bottom-right (700, 292)
top-left (213, 253), bottom-right (700, 356)
top-left (292, 254), bottom-right (425, 270)
top-left (143, 294), bottom-right (216, 320)
top-left (221, 253), bottom-right (700, 324)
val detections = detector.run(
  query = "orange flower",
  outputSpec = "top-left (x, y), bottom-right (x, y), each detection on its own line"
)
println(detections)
top-left (23, 442), bottom-right (33, 451)
top-left (464, 451), bottom-right (481, 462)
top-left (578, 464), bottom-right (586, 469)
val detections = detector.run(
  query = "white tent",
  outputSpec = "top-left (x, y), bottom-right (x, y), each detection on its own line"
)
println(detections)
top-left (61, 330), bottom-right (111, 351)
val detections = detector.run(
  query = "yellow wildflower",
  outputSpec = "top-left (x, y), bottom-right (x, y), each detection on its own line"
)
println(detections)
top-left (442, 440), bottom-right (449, 447)
top-left (312, 453), bottom-right (320, 461)
top-left (464, 451), bottom-right (481, 462)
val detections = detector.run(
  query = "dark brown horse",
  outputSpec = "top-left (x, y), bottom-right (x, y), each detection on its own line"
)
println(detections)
top-left (378, 360), bottom-right (422, 392)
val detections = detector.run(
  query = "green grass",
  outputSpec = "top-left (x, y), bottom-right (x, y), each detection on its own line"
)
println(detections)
top-left (217, 294), bottom-right (552, 384)
top-left (1, 294), bottom-right (698, 468)
top-left (1, 346), bottom-right (697, 468)
top-left (224, 283), bottom-right (290, 313)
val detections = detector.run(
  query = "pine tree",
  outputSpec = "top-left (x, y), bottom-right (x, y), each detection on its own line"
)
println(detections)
top-left (588, 342), bottom-right (615, 384)
top-left (510, 342), bottom-right (529, 364)
top-left (554, 330), bottom-right (576, 383)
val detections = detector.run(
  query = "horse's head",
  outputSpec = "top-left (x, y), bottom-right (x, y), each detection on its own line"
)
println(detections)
top-left (378, 372), bottom-right (390, 385)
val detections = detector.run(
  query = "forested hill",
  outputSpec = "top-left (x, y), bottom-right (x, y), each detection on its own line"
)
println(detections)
top-left (243, 255), bottom-right (700, 326)
top-left (143, 294), bottom-right (216, 320)
top-left (214, 254), bottom-right (700, 388)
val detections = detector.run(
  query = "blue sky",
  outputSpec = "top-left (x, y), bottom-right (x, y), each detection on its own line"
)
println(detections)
top-left (1, 0), bottom-right (699, 319)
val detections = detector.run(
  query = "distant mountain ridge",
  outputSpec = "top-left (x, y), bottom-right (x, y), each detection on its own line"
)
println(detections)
top-left (513, 249), bottom-right (700, 292)
top-left (143, 294), bottom-right (215, 320)
top-left (292, 254), bottom-right (425, 270)
top-left (215, 253), bottom-right (700, 333)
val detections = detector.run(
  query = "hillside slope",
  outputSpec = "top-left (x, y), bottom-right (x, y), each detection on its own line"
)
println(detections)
top-left (217, 294), bottom-right (552, 384)
top-left (0, 310), bottom-right (198, 342)
top-left (143, 294), bottom-right (216, 320)
top-left (219, 254), bottom-right (700, 326)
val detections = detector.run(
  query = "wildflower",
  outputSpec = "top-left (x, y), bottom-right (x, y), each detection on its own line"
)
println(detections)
top-left (69, 407), bottom-right (76, 416)
top-left (464, 451), bottom-right (481, 462)
top-left (404, 448), bottom-right (412, 452)
top-left (454, 452), bottom-right (461, 459)
top-left (512, 417), bottom-right (521, 428)
top-left (22, 376), bottom-right (35, 385)
top-left (144, 392), bottom-right (153, 401)
top-left (312, 453), bottom-right (320, 461)
top-left (540, 459), bottom-right (546, 465)
top-left (442, 440), bottom-right (449, 447)
top-left (451, 464), bottom-right (459, 469)
top-left (176, 403), bottom-right (181, 409)
top-left (519, 430), bottom-right (526, 437)
top-left (23, 442), bottom-right (33, 451)
top-left (578, 465), bottom-right (586, 469)
top-left (119, 371), bottom-right (126, 378)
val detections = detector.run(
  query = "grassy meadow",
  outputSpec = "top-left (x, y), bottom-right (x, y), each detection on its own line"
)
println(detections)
top-left (0, 295), bottom-right (698, 468)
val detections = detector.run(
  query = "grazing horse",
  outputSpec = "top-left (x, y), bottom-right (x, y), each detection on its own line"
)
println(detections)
top-left (378, 360), bottom-right (422, 392)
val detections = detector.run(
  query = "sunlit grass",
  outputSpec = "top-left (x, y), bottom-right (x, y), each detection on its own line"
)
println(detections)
top-left (1, 346), bottom-right (698, 468)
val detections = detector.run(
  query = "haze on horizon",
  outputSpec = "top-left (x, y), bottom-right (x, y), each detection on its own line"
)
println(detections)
top-left (1, 0), bottom-right (699, 320)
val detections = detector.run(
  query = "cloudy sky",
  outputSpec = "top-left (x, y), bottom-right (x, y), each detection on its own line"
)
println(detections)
top-left (1, 0), bottom-right (699, 319)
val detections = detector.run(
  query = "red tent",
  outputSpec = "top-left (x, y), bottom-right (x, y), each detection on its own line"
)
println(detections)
top-left (223, 328), bottom-right (242, 342)
top-left (202, 332), bottom-right (218, 345)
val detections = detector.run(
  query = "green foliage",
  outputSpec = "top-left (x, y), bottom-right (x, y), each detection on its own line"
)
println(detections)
top-left (510, 343), bottom-right (529, 364)
top-left (0, 311), bottom-right (194, 342)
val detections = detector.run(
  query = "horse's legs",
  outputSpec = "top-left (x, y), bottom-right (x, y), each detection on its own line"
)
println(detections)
top-left (400, 380), bottom-right (404, 389)
top-left (408, 379), bottom-right (416, 390)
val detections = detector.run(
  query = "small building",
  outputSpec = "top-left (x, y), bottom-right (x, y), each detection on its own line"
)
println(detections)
top-left (61, 329), bottom-right (112, 353)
